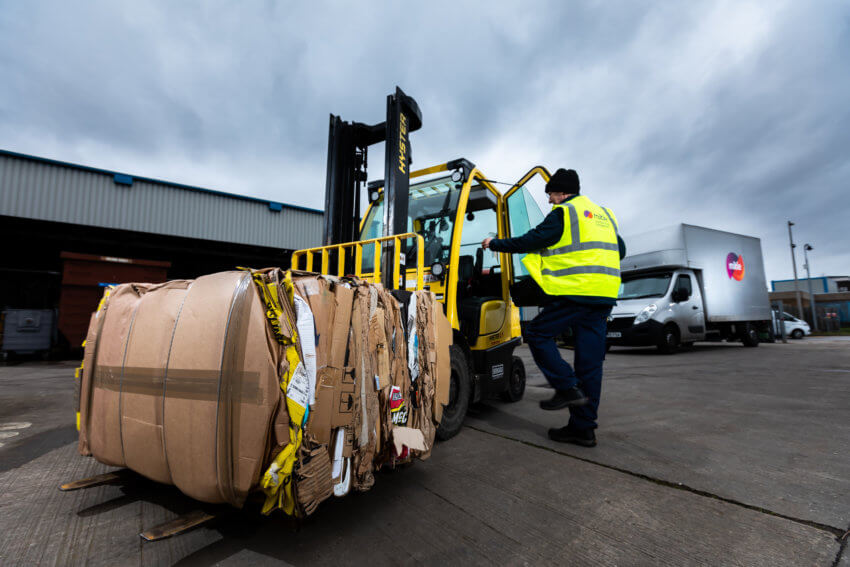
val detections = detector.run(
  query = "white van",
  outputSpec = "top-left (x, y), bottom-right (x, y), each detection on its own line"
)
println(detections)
top-left (772, 311), bottom-right (811, 339)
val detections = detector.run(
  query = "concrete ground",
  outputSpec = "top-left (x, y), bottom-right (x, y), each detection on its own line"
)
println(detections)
top-left (0, 338), bottom-right (848, 566)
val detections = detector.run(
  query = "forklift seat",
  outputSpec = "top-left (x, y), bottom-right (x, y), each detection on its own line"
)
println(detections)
top-left (458, 255), bottom-right (475, 282)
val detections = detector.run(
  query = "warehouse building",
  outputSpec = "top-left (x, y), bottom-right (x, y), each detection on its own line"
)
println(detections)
top-left (771, 276), bottom-right (850, 294)
top-left (0, 149), bottom-right (323, 355)
top-left (769, 276), bottom-right (850, 329)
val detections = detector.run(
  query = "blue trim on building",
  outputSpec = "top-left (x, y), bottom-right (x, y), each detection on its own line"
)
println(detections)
top-left (113, 173), bottom-right (133, 186)
top-left (771, 276), bottom-right (830, 292)
top-left (0, 148), bottom-right (324, 215)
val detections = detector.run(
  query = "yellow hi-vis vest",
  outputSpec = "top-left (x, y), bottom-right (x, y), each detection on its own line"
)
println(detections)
top-left (521, 195), bottom-right (621, 298)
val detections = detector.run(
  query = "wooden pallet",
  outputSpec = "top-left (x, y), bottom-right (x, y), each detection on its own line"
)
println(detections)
top-left (60, 469), bottom-right (219, 541)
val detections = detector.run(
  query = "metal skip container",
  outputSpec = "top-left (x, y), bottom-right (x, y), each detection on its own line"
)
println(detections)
top-left (1, 309), bottom-right (55, 357)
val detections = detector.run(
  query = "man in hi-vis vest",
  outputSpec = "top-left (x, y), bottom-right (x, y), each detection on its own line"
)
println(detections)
top-left (483, 168), bottom-right (624, 447)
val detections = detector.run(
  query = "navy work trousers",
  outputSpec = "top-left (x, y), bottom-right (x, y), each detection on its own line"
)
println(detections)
top-left (523, 299), bottom-right (612, 431)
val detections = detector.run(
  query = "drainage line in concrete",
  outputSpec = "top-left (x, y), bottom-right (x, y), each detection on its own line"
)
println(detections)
top-left (467, 425), bottom-right (846, 540)
top-left (831, 526), bottom-right (850, 567)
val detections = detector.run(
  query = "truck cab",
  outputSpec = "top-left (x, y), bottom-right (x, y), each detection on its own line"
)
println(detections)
top-left (608, 268), bottom-right (707, 353)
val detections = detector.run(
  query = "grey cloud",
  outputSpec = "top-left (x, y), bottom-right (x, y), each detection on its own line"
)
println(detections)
top-left (0, 0), bottom-right (847, 281)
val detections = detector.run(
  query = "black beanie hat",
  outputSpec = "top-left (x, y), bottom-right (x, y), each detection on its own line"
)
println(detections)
top-left (545, 168), bottom-right (580, 194)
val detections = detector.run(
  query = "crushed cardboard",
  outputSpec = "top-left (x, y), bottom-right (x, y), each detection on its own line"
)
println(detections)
top-left (77, 268), bottom-right (452, 517)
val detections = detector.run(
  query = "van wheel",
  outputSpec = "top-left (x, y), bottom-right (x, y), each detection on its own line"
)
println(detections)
top-left (500, 356), bottom-right (526, 403)
top-left (657, 324), bottom-right (680, 354)
top-left (791, 329), bottom-right (804, 340)
top-left (436, 345), bottom-right (471, 441)
top-left (741, 323), bottom-right (760, 347)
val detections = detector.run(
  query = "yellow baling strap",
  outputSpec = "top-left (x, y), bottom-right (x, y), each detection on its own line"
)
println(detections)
top-left (243, 270), bottom-right (308, 516)
top-left (74, 365), bottom-right (82, 432)
top-left (75, 288), bottom-right (111, 432)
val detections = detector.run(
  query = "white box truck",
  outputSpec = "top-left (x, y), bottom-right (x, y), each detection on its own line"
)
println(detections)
top-left (608, 224), bottom-right (771, 353)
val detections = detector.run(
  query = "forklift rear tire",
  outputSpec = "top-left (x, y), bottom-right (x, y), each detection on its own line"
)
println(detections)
top-left (436, 345), bottom-right (471, 441)
top-left (500, 356), bottom-right (526, 403)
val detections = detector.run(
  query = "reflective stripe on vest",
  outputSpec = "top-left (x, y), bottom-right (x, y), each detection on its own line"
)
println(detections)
top-left (521, 195), bottom-right (621, 298)
top-left (541, 265), bottom-right (621, 277)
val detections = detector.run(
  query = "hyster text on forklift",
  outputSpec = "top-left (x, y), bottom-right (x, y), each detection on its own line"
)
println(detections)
top-left (292, 87), bottom-right (552, 439)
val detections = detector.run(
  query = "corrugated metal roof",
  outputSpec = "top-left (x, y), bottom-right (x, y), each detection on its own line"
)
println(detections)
top-left (0, 149), bottom-right (324, 250)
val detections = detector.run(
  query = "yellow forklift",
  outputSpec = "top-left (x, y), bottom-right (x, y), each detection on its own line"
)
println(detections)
top-left (292, 88), bottom-right (550, 439)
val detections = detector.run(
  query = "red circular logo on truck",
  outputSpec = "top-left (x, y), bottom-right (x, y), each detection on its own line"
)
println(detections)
top-left (726, 253), bottom-right (745, 281)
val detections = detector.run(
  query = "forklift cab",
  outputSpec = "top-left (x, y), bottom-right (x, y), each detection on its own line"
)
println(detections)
top-left (294, 88), bottom-right (555, 439)
top-left (357, 163), bottom-right (549, 409)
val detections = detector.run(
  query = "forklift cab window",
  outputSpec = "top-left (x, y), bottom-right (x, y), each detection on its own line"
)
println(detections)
top-left (506, 186), bottom-right (545, 279)
top-left (360, 176), bottom-right (460, 272)
top-left (458, 186), bottom-right (500, 273)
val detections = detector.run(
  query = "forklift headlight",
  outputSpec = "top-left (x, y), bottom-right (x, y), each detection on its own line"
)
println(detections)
top-left (430, 261), bottom-right (446, 281)
top-left (451, 170), bottom-right (463, 183)
top-left (368, 189), bottom-right (381, 203)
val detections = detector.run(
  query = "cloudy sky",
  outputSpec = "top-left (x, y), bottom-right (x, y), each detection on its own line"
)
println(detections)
top-left (1, 1), bottom-right (848, 283)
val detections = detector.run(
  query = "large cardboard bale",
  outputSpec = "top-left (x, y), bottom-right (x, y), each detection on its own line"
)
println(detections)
top-left (78, 269), bottom-right (452, 515)
top-left (161, 272), bottom-right (279, 505)
top-left (119, 280), bottom-right (190, 485)
top-left (86, 284), bottom-right (150, 467)
top-left (79, 272), bottom-right (281, 506)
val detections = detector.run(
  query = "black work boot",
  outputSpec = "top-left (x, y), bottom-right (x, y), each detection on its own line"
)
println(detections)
top-left (548, 425), bottom-right (597, 447)
top-left (539, 386), bottom-right (588, 410)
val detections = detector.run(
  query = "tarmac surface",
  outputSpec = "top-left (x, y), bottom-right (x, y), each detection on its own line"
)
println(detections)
top-left (0, 337), bottom-right (848, 566)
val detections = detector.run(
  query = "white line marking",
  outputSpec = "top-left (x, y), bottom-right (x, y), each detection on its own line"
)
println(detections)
top-left (0, 422), bottom-right (32, 431)
top-left (0, 431), bottom-right (20, 440)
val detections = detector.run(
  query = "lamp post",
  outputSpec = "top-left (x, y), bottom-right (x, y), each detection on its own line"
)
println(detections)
top-left (803, 244), bottom-right (818, 331)
top-left (787, 221), bottom-right (804, 321)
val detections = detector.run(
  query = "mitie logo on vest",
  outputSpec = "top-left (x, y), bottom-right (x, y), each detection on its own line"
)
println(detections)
top-left (726, 253), bottom-right (745, 281)
top-left (584, 209), bottom-right (611, 229)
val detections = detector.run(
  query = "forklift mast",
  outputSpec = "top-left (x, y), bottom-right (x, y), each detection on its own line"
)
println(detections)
top-left (323, 87), bottom-right (422, 289)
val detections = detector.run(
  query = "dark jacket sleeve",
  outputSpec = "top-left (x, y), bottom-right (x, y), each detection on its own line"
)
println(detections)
top-left (618, 235), bottom-right (626, 259)
top-left (488, 208), bottom-right (563, 254)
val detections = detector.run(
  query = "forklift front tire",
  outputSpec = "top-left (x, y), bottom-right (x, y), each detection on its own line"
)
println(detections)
top-left (500, 356), bottom-right (526, 403)
top-left (436, 345), bottom-right (471, 441)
